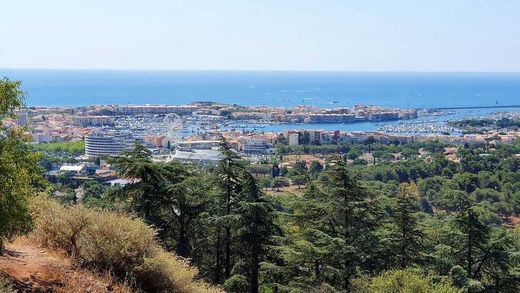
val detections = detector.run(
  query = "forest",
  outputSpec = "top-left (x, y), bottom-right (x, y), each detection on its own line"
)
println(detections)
top-left (61, 136), bottom-right (520, 292)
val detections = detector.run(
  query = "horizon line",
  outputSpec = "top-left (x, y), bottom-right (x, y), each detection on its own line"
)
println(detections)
top-left (2, 67), bottom-right (520, 75)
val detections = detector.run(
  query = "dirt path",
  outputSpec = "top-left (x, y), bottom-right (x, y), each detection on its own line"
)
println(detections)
top-left (0, 238), bottom-right (131, 293)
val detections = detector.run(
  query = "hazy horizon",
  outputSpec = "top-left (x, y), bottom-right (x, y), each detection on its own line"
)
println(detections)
top-left (3, 68), bottom-right (520, 74)
top-left (1, 0), bottom-right (519, 72)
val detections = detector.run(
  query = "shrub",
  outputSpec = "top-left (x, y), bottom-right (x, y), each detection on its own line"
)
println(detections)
top-left (135, 251), bottom-right (220, 293)
top-left (29, 196), bottom-right (221, 293)
top-left (78, 210), bottom-right (157, 273)
top-left (353, 269), bottom-right (460, 293)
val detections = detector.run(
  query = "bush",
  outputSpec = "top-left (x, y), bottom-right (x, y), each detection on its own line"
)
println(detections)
top-left (353, 269), bottom-right (460, 293)
top-left (77, 210), bottom-right (157, 274)
top-left (29, 196), bottom-right (221, 293)
top-left (135, 251), bottom-right (219, 293)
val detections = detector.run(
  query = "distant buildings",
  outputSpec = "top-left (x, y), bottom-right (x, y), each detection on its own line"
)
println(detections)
top-left (236, 136), bottom-right (274, 154)
top-left (73, 116), bottom-right (114, 127)
top-left (165, 140), bottom-right (223, 165)
top-left (15, 110), bottom-right (29, 126)
top-left (176, 140), bottom-right (220, 150)
top-left (307, 113), bottom-right (356, 123)
top-left (279, 129), bottom-right (417, 146)
top-left (287, 131), bottom-right (300, 146)
top-left (113, 105), bottom-right (196, 115)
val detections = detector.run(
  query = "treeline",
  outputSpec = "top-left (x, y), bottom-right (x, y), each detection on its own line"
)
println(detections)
top-left (450, 117), bottom-right (520, 133)
top-left (34, 140), bottom-right (85, 154)
top-left (275, 139), bottom-right (446, 157)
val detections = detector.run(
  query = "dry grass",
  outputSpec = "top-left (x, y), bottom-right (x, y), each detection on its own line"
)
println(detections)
top-left (0, 275), bottom-right (14, 293)
top-left (1, 236), bottom-right (134, 293)
top-left (29, 196), bottom-right (221, 293)
top-left (135, 251), bottom-right (222, 293)
top-left (50, 267), bottom-right (134, 293)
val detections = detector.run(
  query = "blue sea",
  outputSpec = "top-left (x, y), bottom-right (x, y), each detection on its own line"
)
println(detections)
top-left (2, 69), bottom-right (520, 109)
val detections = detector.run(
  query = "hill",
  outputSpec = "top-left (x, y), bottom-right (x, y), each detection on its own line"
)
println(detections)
top-left (0, 237), bottom-right (132, 292)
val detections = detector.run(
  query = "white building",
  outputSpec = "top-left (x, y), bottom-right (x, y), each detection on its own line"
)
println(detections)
top-left (288, 131), bottom-right (300, 146)
top-left (237, 137), bottom-right (273, 153)
top-left (176, 140), bottom-right (220, 150)
top-left (85, 133), bottom-right (128, 158)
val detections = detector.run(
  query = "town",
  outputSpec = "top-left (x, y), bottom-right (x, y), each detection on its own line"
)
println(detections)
top-left (3, 102), bottom-right (518, 190)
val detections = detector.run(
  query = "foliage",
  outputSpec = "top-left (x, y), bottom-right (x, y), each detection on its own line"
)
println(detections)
top-left (29, 196), bottom-right (221, 293)
top-left (0, 78), bottom-right (45, 254)
top-left (353, 269), bottom-right (460, 293)
top-left (34, 141), bottom-right (85, 154)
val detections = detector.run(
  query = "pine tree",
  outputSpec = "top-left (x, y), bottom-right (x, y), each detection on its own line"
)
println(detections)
top-left (390, 190), bottom-right (424, 269)
top-left (235, 171), bottom-right (280, 293)
top-left (288, 157), bottom-right (383, 290)
top-left (454, 194), bottom-right (489, 280)
top-left (214, 139), bottom-right (244, 282)
top-left (290, 181), bottom-right (334, 286)
top-left (328, 158), bottom-right (383, 290)
top-left (109, 142), bottom-right (166, 222)
top-left (163, 172), bottom-right (208, 257)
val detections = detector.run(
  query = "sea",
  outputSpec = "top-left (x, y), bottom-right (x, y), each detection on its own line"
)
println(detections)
top-left (2, 69), bottom-right (520, 108)
top-left (2, 69), bottom-right (520, 134)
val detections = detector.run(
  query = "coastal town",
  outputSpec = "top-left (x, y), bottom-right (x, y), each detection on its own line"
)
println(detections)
top-left (3, 99), bottom-right (517, 225)
top-left (4, 0), bottom-right (520, 291)
top-left (7, 102), bottom-right (520, 163)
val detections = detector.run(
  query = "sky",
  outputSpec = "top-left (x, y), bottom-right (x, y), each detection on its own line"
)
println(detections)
top-left (0, 0), bottom-right (519, 72)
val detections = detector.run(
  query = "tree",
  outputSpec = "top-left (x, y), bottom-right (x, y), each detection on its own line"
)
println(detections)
top-left (0, 78), bottom-right (24, 121)
top-left (164, 173), bottom-right (208, 257)
top-left (290, 157), bottom-right (383, 291)
top-left (286, 181), bottom-right (335, 287)
top-left (271, 162), bottom-right (280, 178)
top-left (309, 161), bottom-right (323, 175)
top-left (235, 171), bottom-right (280, 293)
top-left (109, 143), bottom-right (166, 222)
top-left (325, 158), bottom-right (382, 290)
top-left (272, 178), bottom-right (289, 191)
top-left (390, 192), bottom-right (424, 269)
top-left (454, 195), bottom-right (489, 280)
top-left (82, 181), bottom-right (105, 202)
top-left (364, 136), bottom-right (377, 153)
top-left (0, 78), bottom-right (44, 254)
top-left (214, 139), bottom-right (244, 282)
top-left (291, 174), bottom-right (306, 189)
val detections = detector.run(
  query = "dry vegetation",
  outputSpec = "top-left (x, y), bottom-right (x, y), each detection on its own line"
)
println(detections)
top-left (0, 274), bottom-right (13, 293)
top-left (28, 196), bottom-right (222, 293)
top-left (0, 237), bottom-right (133, 292)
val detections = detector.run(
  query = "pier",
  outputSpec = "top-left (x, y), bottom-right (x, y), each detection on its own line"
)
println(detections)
top-left (428, 105), bottom-right (520, 111)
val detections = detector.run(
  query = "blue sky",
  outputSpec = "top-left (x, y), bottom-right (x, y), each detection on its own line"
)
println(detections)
top-left (0, 0), bottom-right (519, 72)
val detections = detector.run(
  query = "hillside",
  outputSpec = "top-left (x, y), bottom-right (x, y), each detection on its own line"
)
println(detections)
top-left (0, 237), bottom-right (132, 292)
